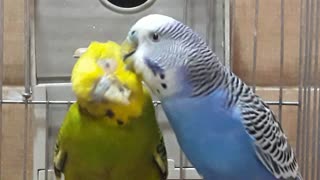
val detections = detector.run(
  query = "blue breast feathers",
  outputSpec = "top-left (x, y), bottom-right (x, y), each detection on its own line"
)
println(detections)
top-left (161, 89), bottom-right (276, 180)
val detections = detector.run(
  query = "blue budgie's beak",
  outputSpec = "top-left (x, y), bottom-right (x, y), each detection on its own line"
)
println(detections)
top-left (121, 37), bottom-right (138, 72)
top-left (121, 39), bottom-right (136, 61)
top-left (121, 30), bottom-right (138, 61)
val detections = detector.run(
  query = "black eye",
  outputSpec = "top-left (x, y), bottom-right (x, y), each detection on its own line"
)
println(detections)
top-left (152, 33), bottom-right (159, 42)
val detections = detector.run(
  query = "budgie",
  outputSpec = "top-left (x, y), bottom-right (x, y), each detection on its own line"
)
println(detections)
top-left (54, 41), bottom-right (168, 180)
top-left (121, 14), bottom-right (302, 180)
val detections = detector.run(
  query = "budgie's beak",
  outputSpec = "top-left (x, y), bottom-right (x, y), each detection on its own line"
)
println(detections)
top-left (102, 76), bottom-right (131, 105)
top-left (93, 75), bottom-right (131, 105)
top-left (121, 38), bottom-right (137, 72)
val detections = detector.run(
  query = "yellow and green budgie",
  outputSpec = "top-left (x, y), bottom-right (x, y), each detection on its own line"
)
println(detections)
top-left (53, 41), bottom-right (168, 180)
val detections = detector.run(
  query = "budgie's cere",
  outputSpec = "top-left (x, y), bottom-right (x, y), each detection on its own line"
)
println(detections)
top-left (122, 14), bottom-right (302, 180)
top-left (54, 41), bottom-right (168, 180)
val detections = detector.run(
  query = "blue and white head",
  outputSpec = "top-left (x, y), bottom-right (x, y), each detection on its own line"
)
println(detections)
top-left (121, 14), bottom-right (221, 99)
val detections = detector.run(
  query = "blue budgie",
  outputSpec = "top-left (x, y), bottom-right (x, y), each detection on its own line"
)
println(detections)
top-left (121, 14), bottom-right (302, 180)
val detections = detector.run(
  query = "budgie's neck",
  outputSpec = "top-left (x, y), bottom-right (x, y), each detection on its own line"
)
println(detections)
top-left (183, 53), bottom-right (228, 97)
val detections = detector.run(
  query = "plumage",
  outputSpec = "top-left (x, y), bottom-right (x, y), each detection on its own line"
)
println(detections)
top-left (121, 14), bottom-right (302, 180)
top-left (54, 41), bottom-right (168, 180)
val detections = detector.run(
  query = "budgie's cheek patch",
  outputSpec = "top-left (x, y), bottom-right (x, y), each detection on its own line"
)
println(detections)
top-left (144, 58), bottom-right (164, 76)
top-left (134, 56), bottom-right (181, 97)
top-left (145, 69), bottom-right (182, 98)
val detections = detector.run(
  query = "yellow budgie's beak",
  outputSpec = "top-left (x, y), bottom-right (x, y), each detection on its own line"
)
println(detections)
top-left (121, 38), bottom-right (137, 72)
top-left (93, 75), bottom-right (131, 105)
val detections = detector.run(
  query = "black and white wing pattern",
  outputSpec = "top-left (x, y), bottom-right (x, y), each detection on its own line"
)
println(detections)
top-left (228, 71), bottom-right (302, 180)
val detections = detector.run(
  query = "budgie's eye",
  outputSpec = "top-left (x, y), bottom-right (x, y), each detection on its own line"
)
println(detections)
top-left (151, 33), bottom-right (159, 42)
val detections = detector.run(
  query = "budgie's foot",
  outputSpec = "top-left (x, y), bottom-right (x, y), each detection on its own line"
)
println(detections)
top-left (92, 75), bottom-right (131, 105)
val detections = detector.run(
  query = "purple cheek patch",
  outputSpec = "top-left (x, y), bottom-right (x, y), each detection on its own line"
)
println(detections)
top-left (144, 58), bottom-right (164, 76)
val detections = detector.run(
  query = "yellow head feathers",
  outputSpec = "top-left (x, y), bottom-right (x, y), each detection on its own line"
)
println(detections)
top-left (71, 41), bottom-right (147, 123)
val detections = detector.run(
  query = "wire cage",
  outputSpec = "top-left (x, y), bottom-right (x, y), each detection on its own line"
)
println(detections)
top-left (0, 0), bottom-right (319, 180)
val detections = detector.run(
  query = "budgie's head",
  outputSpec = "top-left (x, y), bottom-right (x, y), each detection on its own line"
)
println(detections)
top-left (121, 14), bottom-right (218, 99)
top-left (72, 41), bottom-right (147, 122)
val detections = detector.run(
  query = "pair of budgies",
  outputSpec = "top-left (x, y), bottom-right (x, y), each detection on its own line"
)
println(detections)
top-left (55, 13), bottom-right (303, 180)
top-left (121, 14), bottom-right (303, 180)
top-left (54, 41), bottom-right (168, 180)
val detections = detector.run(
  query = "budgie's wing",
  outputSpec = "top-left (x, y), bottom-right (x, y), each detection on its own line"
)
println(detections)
top-left (53, 108), bottom-right (72, 180)
top-left (153, 130), bottom-right (168, 180)
top-left (53, 133), bottom-right (68, 180)
top-left (241, 94), bottom-right (302, 180)
top-left (142, 87), bottom-right (168, 180)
